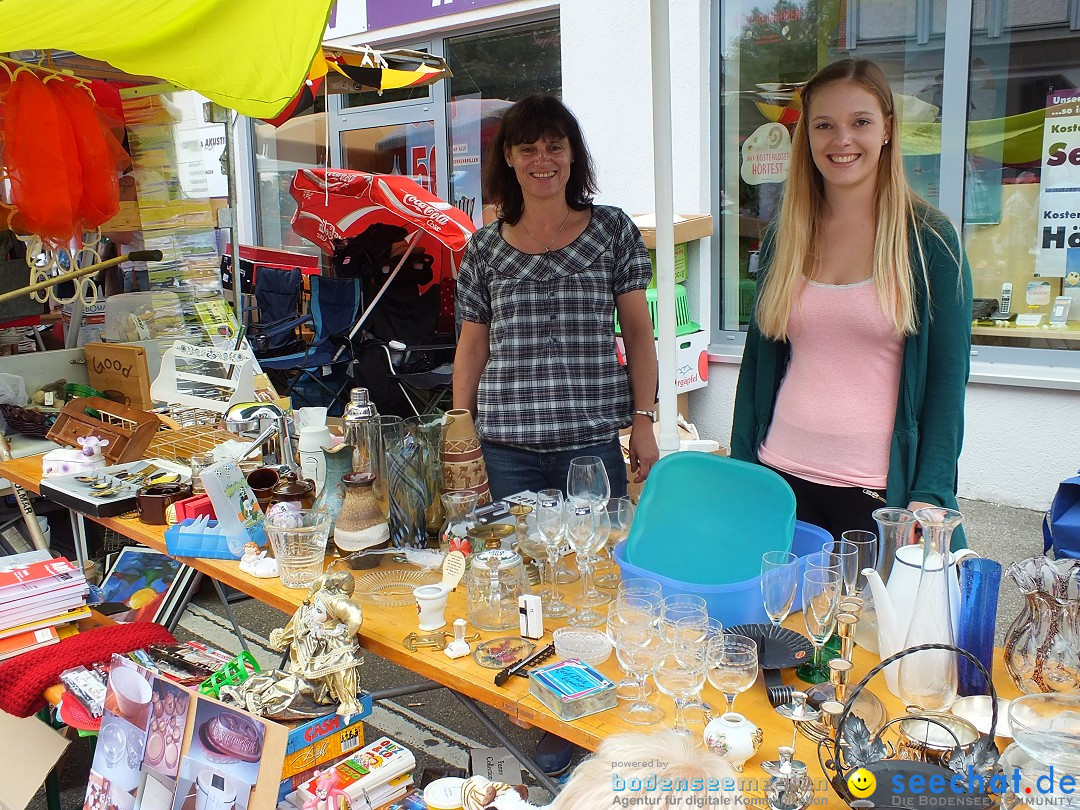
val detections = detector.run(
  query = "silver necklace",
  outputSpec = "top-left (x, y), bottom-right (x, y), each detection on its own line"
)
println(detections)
top-left (519, 208), bottom-right (572, 253)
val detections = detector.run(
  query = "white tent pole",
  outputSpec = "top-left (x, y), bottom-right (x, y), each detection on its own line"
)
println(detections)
top-left (650, 0), bottom-right (679, 455)
top-left (333, 228), bottom-right (423, 359)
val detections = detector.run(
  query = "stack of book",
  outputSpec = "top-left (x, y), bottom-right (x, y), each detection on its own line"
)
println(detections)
top-left (0, 551), bottom-right (89, 660)
top-left (292, 737), bottom-right (416, 810)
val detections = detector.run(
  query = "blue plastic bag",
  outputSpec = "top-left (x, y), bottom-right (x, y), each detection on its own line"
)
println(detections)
top-left (1044, 469), bottom-right (1080, 560)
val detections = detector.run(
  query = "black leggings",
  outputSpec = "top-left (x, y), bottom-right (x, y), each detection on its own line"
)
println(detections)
top-left (767, 467), bottom-right (886, 543)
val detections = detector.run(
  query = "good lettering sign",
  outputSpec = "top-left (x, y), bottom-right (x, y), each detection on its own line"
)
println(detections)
top-left (1035, 91), bottom-right (1080, 278)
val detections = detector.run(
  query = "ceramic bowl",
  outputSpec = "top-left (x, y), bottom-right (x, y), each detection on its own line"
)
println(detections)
top-left (553, 627), bottom-right (612, 667)
top-left (950, 695), bottom-right (1013, 739)
top-left (1009, 693), bottom-right (1080, 769)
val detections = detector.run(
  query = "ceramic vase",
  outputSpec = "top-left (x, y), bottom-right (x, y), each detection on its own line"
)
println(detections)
top-left (441, 409), bottom-right (491, 505)
top-left (703, 712), bottom-right (762, 772)
top-left (334, 472), bottom-right (391, 558)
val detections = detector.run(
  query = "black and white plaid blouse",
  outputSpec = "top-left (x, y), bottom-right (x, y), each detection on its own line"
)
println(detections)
top-left (456, 205), bottom-right (652, 451)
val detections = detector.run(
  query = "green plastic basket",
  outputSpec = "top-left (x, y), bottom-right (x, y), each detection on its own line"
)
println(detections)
top-left (198, 650), bottom-right (261, 697)
top-left (615, 283), bottom-right (700, 337)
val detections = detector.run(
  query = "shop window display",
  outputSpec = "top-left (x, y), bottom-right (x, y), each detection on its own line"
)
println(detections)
top-left (716, 0), bottom-right (1080, 351)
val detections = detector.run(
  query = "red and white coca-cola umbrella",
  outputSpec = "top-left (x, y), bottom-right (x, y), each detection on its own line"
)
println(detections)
top-left (289, 168), bottom-right (475, 350)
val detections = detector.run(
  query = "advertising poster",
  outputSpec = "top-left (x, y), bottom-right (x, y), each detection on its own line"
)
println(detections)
top-left (449, 94), bottom-right (485, 227)
top-left (1034, 90), bottom-right (1080, 278)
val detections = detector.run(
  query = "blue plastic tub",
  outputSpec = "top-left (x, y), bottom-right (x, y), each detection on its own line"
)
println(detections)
top-left (613, 520), bottom-right (832, 627)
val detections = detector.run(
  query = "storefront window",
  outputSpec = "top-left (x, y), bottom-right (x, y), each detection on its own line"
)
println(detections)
top-left (962, 1), bottom-right (1080, 349)
top-left (340, 121), bottom-right (438, 192)
top-left (717, 0), bottom-right (946, 331)
top-left (445, 19), bottom-right (561, 226)
top-left (252, 97), bottom-right (326, 255)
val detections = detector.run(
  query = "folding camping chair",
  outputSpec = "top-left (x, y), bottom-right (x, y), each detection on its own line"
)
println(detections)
top-left (378, 337), bottom-right (455, 416)
top-left (259, 275), bottom-right (361, 412)
top-left (244, 266), bottom-right (305, 357)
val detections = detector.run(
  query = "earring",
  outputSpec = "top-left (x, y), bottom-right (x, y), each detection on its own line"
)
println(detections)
top-left (884, 139), bottom-right (890, 145)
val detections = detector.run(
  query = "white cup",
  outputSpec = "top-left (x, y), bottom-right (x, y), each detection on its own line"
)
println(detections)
top-left (195, 770), bottom-right (236, 810)
top-left (414, 583), bottom-right (451, 631)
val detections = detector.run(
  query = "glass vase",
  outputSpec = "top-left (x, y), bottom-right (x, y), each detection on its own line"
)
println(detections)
top-left (956, 557), bottom-right (1002, 696)
top-left (1003, 556), bottom-right (1080, 694)
top-left (386, 430), bottom-right (432, 549)
top-left (896, 507), bottom-right (963, 712)
top-left (405, 414), bottom-right (446, 542)
top-left (439, 491), bottom-right (478, 555)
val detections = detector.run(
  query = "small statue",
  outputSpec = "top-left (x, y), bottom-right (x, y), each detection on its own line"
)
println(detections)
top-left (43, 435), bottom-right (109, 477)
top-left (302, 767), bottom-right (352, 810)
top-left (220, 571), bottom-right (366, 720)
top-left (238, 541), bottom-right (278, 578)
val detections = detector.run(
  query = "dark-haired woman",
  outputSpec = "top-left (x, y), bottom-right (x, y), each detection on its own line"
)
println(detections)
top-left (453, 94), bottom-right (659, 500)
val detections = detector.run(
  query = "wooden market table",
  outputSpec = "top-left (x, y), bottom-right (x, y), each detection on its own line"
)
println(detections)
top-left (0, 451), bottom-right (1024, 805)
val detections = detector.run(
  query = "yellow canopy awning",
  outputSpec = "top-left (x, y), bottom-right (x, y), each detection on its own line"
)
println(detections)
top-left (0, 0), bottom-right (333, 119)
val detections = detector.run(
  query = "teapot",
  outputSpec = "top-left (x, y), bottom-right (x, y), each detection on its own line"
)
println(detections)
top-left (863, 526), bottom-right (977, 697)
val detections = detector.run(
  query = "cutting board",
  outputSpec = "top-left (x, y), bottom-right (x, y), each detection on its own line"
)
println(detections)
top-left (84, 342), bottom-right (154, 410)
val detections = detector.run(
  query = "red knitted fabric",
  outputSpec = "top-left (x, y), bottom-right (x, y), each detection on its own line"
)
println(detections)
top-left (0, 621), bottom-right (175, 717)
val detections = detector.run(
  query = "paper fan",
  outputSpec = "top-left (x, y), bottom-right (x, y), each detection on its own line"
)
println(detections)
top-left (353, 569), bottom-right (439, 606)
top-left (727, 623), bottom-right (813, 670)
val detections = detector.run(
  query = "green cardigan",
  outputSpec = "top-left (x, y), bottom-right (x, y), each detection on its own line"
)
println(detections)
top-left (731, 205), bottom-right (973, 549)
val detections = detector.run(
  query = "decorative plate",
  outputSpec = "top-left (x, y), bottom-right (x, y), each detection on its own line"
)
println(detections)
top-left (352, 569), bottom-right (440, 606)
top-left (472, 637), bottom-right (536, 670)
top-left (727, 623), bottom-right (814, 669)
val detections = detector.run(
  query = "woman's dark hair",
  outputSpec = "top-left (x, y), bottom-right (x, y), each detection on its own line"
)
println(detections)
top-left (482, 94), bottom-right (598, 224)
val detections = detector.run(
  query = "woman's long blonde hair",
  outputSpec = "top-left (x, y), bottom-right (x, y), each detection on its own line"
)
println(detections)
top-left (755, 59), bottom-right (927, 341)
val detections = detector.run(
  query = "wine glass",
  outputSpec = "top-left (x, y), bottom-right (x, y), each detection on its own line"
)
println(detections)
top-left (654, 641), bottom-right (707, 736)
top-left (577, 504), bottom-right (613, 608)
top-left (618, 577), bottom-right (663, 605)
top-left (566, 503), bottom-right (606, 627)
top-left (566, 455), bottom-right (610, 508)
top-left (607, 594), bottom-right (661, 699)
top-left (706, 633), bottom-right (759, 714)
top-left (797, 568), bottom-right (842, 684)
top-left (659, 594), bottom-right (708, 642)
top-left (805, 549), bottom-right (840, 574)
top-left (612, 622), bottom-right (668, 725)
top-left (670, 615), bottom-right (722, 723)
top-left (761, 550), bottom-right (799, 627)
top-left (596, 496), bottom-right (634, 589)
top-left (535, 489), bottom-right (575, 618)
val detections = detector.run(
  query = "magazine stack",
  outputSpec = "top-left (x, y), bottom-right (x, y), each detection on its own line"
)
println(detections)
top-left (0, 549), bottom-right (89, 660)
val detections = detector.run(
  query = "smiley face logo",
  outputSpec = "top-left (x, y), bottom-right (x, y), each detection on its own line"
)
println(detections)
top-left (847, 768), bottom-right (876, 798)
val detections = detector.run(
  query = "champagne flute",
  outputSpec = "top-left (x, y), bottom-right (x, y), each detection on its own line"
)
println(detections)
top-left (577, 505), bottom-right (613, 607)
top-left (797, 568), bottom-right (842, 684)
top-left (805, 550), bottom-right (840, 574)
top-left (761, 550), bottom-right (799, 627)
top-left (536, 489), bottom-right (575, 618)
top-left (840, 529), bottom-right (879, 598)
top-left (832, 540), bottom-right (859, 597)
top-left (706, 633), bottom-right (759, 714)
top-left (596, 496), bottom-right (634, 589)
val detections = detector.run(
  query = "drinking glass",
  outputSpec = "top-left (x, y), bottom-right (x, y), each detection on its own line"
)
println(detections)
top-left (596, 496), bottom-right (634, 589)
top-left (566, 455), bottom-right (611, 508)
top-left (536, 489), bottom-right (575, 618)
top-left (265, 508), bottom-right (332, 589)
top-left (189, 452), bottom-right (215, 494)
top-left (706, 634), bottom-right (759, 714)
top-left (761, 550), bottom-right (799, 627)
top-left (654, 642), bottom-right (707, 736)
top-left (804, 550), bottom-right (839, 574)
top-left (831, 540), bottom-right (860, 597)
top-left (660, 594), bottom-right (708, 642)
top-left (566, 503), bottom-right (606, 627)
top-left (613, 622), bottom-right (668, 724)
top-left (618, 578), bottom-right (663, 604)
top-left (840, 529), bottom-right (879, 598)
top-left (578, 504), bottom-right (613, 608)
top-left (607, 594), bottom-right (661, 699)
top-left (671, 615), bottom-right (722, 723)
top-left (797, 568), bottom-right (842, 684)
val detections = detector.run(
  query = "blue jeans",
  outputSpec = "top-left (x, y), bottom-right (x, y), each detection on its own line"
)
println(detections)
top-left (480, 437), bottom-right (628, 501)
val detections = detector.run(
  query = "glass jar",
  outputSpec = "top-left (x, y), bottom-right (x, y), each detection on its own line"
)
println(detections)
top-left (439, 491), bottom-right (478, 555)
top-left (465, 549), bottom-right (529, 631)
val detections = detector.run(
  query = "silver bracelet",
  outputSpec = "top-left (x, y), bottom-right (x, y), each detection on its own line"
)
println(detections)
top-left (632, 409), bottom-right (656, 422)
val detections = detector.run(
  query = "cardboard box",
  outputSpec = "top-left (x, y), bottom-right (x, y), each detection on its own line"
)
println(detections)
top-left (281, 697), bottom-right (371, 777)
top-left (647, 241), bottom-right (689, 287)
top-left (616, 330), bottom-right (710, 394)
top-left (633, 213), bottom-right (714, 249)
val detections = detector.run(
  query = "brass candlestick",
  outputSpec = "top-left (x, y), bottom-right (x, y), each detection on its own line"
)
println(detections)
top-left (836, 613), bottom-right (858, 660)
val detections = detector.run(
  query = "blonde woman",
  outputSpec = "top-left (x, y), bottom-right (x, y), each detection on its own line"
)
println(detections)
top-left (731, 59), bottom-right (972, 549)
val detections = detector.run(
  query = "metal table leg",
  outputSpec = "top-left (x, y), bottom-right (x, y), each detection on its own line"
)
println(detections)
top-left (68, 510), bottom-right (89, 574)
top-left (450, 691), bottom-right (562, 795)
top-left (211, 577), bottom-right (251, 654)
top-left (164, 572), bottom-right (203, 633)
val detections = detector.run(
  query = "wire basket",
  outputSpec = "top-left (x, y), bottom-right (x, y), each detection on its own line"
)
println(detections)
top-left (0, 404), bottom-right (54, 438)
top-left (818, 644), bottom-right (1000, 807)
